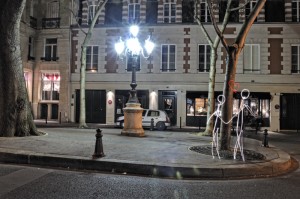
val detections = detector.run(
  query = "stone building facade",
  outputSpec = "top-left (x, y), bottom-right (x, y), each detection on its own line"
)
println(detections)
top-left (20, 0), bottom-right (300, 132)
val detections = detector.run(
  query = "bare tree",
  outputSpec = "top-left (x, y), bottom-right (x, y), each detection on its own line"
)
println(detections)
top-left (208, 0), bottom-right (266, 150)
top-left (72, 0), bottom-right (108, 128)
top-left (0, 0), bottom-right (41, 137)
top-left (194, 0), bottom-right (232, 136)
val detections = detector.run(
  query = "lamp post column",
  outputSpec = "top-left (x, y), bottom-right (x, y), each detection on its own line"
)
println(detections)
top-left (128, 54), bottom-right (139, 104)
top-left (121, 54), bottom-right (145, 137)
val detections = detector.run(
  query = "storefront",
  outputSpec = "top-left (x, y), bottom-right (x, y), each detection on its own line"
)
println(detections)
top-left (186, 91), bottom-right (271, 128)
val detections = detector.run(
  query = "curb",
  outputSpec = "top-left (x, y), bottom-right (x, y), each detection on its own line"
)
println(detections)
top-left (0, 149), bottom-right (294, 179)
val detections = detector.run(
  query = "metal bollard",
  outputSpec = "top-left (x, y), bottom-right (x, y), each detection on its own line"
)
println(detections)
top-left (150, 118), bottom-right (154, 131)
top-left (262, 129), bottom-right (269, 147)
top-left (92, 128), bottom-right (105, 159)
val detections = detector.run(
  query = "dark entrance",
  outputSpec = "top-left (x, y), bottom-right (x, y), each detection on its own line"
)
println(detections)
top-left (75, 90), bottom-right (106, 123)
top-left (40, 104), bottom-right (48, 119)
top-left (158, 91), bottom-right (177, 126)
top-left (51, 104), bottom-right (58, 119)
top-left (115, 90), bottom-right (149, 121)
top-left (280, 94), bottom-right (300, 130)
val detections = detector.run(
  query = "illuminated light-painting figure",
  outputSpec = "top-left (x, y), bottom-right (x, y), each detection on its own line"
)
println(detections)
top-left (207, 95), bottom-right (235, 159)
top-left (233, 89), bottom-right (256, 161)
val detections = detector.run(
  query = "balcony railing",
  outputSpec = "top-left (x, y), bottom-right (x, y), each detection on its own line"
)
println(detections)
top-left (30, 16), bottom-right (37, 29)
top-left (42, 18), bottom-right (60, 29)
top-left (41, 57), bottom-right (59, 61)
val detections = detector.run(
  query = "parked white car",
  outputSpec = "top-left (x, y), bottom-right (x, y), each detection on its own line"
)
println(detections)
top-left (115, 109), bottom-right (171, 131)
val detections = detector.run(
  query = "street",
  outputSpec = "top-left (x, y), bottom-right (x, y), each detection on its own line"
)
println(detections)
top-left (0, 131), bottom-right (299, 199)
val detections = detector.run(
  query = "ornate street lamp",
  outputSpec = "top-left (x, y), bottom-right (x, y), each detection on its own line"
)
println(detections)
top-left (115, 25), bottom-right (155, 137)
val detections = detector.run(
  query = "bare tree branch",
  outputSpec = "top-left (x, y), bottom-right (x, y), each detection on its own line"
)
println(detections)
top-left (65, 6), bottom-right (87, 35)
top-left (229, 0), bottom-right (251, 12)
top-left (235, 0), bottom-right (266, 50)
top-left (194, 15), bottom-right (213, 46)
top-left (207, 0), bottom-right (230, 52)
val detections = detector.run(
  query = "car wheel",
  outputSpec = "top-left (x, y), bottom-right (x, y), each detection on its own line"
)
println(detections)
top-left (156, 121), bottom-right (166, 131)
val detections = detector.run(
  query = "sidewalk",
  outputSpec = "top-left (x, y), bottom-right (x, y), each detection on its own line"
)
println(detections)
top-left (0, 126), bottom-right (295, 179)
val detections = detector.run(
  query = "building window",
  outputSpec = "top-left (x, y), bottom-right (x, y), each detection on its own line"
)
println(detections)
top-left (46, 0), bottom-right (59, 18)
top-left (245, 0), bottom-right (257, 22)
top-left (182, 0), bottom-right (195, 23)
top-left (292, 0), bottom-right (300, 22)
top-left (163, 2), bottom-right (176, 23)
top-left (243, 44), bottom-right (260, 73)
top-left (265, 0), bottom-right (285, 22)
top-left (128, 3), bottom-right (140, 23)
top-left (88, 4), bottom-right (97, 24)
top-left (28, 37), bottom-right (35, 60)
top-left (41, 73), bottom-right (60, 101)
top-left (187, 97), bottom-right (208, 117)
top-left (44, 38), bottom-right (57, 61)
top-left (200, 1), bottom-right (211, 22)
top-left (161, 44), bottom-right (176, 72)
top-left (105, 0), bottom-right (122, 25)
top-left (199, 44), bottom-right (211, 72)
top-left (146, 0), bottom-right (158, 24)
top-left (219, 0), bottom-right (239, 22)
top-left (292, 45), bottom-right (300, 73)
top-left (127, 55), bottom-right (141, 72)
top-left (86, 46), bottom-right (98, 71)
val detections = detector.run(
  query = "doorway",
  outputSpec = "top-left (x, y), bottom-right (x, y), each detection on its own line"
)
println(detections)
top-left (158, 91), bottom-right (177, 126)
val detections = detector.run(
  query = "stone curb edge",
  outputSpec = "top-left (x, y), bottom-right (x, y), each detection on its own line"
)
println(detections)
top-left (0, 150), bottom-right (294, 179)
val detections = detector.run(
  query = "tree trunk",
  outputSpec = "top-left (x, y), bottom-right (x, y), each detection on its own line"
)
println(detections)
top-left (78, 0), bottom-right (108, 128)
top-left (220, 46), bottom-right (239, 150)
top-left (0, 0), bottom-right (41, 137)
top-left (204, 48), bottom-right (217, 135)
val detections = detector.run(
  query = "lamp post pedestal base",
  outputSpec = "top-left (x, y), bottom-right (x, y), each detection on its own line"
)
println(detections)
top-left (121, 103), bottom-right (145, 137)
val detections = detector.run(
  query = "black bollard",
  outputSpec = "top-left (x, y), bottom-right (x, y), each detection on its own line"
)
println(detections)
top-left (93, 128), bottom-right (105, 159)
top-left (262, 129), bottom-right (269, 147)
top-left (150, 118), bottom-right (154, 131)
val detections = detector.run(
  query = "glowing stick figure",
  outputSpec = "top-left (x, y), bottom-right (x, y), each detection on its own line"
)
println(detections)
top-left (207, 95), bottom-right (236, 159)
top-left (233, 89), bottom-right (257, 161)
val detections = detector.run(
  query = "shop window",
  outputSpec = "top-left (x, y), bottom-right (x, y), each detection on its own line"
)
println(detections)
top-left (128, 3), bottom-right (140, 23)
top-left (161, 44), bottom-right (176, 72)
top-left (291, 45), bottom-right (300, 73)
top-left (292, 0), bottom-right (300, 22)
top-left (164, 2), bottom-right (176, 23)
top-left (243, 44), bottom-right (260, 73)
top-left (187, 97), bottom-right (208, 117)
top-left (86, 46), bottom-right (98, 71)
top-left (41, 73), bottom-right (60, 101)
top-left (199, 44), bottom-right (211, 72)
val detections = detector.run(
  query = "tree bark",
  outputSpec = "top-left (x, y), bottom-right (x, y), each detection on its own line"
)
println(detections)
top-left (220, 46), bottom-right (239, 150)
top-left (0, 0), bottom-right (41, 137)
top-left (78, 0), bottom-right (108, 128)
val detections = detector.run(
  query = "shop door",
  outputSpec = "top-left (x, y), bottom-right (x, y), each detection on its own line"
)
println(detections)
top-left (158, 91), bottom-right (177, 126)
top-left (75, 90), bottom-right (106, 123)
top-left (280, 94), bottom-right (300, 130)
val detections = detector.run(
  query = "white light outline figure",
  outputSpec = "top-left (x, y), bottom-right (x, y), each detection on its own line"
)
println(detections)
top-left (233, 89), bottom-right (257, 161)
top-left (207, 95), bottom-right (236, 159)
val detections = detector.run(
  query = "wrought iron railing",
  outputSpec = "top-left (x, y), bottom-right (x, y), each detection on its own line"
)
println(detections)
top-left (42, 18), bottom-right (60, 29)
